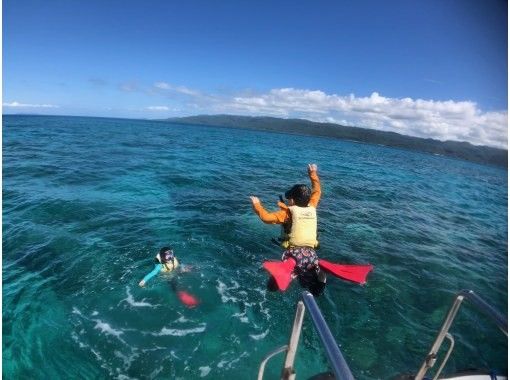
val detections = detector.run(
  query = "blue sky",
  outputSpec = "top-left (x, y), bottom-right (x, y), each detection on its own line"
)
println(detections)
top-left (3, 0), bottom-right (508, 147)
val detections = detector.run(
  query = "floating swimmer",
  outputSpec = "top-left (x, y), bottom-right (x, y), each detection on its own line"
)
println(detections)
top-left (139, 246), bottom-right (199, 307)
top-left (250, 164), bottom-right (373, 296)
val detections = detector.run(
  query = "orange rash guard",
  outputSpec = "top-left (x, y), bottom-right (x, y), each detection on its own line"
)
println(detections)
top-left (252, 171), bottom-right (321, 224)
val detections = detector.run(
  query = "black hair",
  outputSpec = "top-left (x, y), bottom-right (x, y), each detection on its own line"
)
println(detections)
top-left (159, 246), bottom-right (174, 263)
top-left (285, 184), bottom-right (311, 207)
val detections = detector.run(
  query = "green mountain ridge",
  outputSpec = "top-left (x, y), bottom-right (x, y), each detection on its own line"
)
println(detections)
top-left (163, 114), bottom-right (507, 168)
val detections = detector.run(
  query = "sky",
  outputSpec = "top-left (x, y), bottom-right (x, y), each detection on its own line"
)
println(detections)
top-left (3, 0), bottom-right (508, 148)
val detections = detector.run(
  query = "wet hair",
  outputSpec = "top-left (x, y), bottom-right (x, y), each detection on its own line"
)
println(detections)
top-left (285, 184), bottom-right (311, 207)
top-left (159, 246), bottom-right (174, 263)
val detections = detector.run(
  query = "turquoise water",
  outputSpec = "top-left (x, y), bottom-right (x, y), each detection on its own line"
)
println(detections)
top-left (3, 115), bottom-right (507, 379)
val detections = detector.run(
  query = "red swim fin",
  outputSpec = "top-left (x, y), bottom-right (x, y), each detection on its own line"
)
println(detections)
top-left (319, 260), bottom-right (373, 285)
top-left (177, 291), bottom-right (200, 308)
top-left (263, 258), bottom-right (296, 291)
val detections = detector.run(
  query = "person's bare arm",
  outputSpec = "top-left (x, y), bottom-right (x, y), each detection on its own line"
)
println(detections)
top-left (307, 164), bottom-right (321, 208)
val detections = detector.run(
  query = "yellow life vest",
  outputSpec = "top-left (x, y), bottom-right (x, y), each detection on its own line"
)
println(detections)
top-left (156, 253), bottom-right (179, 272)
top-left (288, 205), bottom-right (318, 248)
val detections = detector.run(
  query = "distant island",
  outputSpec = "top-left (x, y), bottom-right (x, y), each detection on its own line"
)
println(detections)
top-left (163, 114), bottom-right (507, 168)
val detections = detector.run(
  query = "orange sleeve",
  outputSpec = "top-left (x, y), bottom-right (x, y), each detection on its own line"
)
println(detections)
top-left (308, 171), bottom-right (321, 208)
top-left (252, 201), bottom-right (289, 224)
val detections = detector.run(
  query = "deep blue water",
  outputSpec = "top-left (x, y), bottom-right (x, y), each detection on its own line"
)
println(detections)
top-left (3, 115), bottom-right (508, 379)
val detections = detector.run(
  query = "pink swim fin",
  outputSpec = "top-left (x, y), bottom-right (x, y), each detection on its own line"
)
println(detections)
top-left (262, 258), bottom-right (297, 291)
top-left (318, 260), bottom-right (373, 285)
top-left (177, 291), bottom-right (200, 308)
top-left (263, 258), bottom-right (373, 291)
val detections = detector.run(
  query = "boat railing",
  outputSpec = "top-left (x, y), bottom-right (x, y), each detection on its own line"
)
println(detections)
top-left (414, 289), bottom-right (508, 380)
top-left (258, 291), bottom-right (355, 380)
top-left (258, 289), bottom-right (507, 380)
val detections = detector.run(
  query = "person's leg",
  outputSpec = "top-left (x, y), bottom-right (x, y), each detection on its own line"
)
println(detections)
top-left (298, 268), bottom-right (327, 297)
top-left (170, 276), bottom-right (178, 292)
top-left (308, 274), bottom-right (326, 297)
top-left (267, 276), bottom-right (279, 291)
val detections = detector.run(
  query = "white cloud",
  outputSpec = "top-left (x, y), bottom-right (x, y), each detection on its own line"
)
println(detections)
top-left (217, 89), bottom-right (507, 149)
top-left (112, 80), bottom-right (506, 148)
top-left (154, 82), bottom-right (171, 90)
top-left (146, 106), bottom-right (170, 111)
top-left (153, 82), bottom-right (200, 96)
top-left (3, 101), bottom-right (59, 108)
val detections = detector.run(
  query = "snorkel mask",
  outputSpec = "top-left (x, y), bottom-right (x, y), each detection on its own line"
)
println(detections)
top-left (159, 247), bottom-right (174, 262)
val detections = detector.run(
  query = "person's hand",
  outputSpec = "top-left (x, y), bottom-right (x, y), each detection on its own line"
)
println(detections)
top-left (308, 164), bottom-right (318, 174)
top-left (250, 196), bottom-right (260, 206)
top-left (181, 266), bottom-right (192, 273)
top-left (139, 280), bottom-right (146, 287)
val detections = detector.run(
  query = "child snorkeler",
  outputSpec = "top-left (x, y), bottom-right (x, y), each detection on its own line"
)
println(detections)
top-left (250, 164), bottom-right (327, 296)
top-left (139, 246), bottom-right (182, 287)
top-left (139, 246), bottom-right (198, 307)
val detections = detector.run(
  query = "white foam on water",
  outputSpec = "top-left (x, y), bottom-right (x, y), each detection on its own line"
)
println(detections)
top-left (91, 311), bottom-right (99, 316)
top-left (230, 351), bottom-right (249, 369)
top-left (259, 301), bottom-right (271, 321)
top-left (170, 350), bottom-right (180, 360)
top-left (254, 287), bottom-right (266, 295)
top-left (71, 331), bottom-right (89, 349)
top-left (90, 348), bottom-right (116, 379)
top-left (149, 366), bottom-right (164, 379)
top-left (121, 286), bottom-right (159, 308)
top-left (94, 319), bottom-right (125, 339)
top-left (249, 329), bottom-right (269, 341)
top-left (233, 312), bottom-right (249, 323)
top-left (216, 352), bottom-right (249, 370)
top-left (119, 267), bottom-right (134, 282)
top-left (199, 366), bottom-right (211, 377)
top-left (250, 287), bottom-right (272, 321)
top-left (114, 349), bottom-right (139, 371)
top-left (154, 323), bottom-right (206, 337)
top-left (230, 334), bottom-right (241, 345)
top-left (216, 279), bottom-right (240, 303)
top-left (192, 341), bottom-right (201, 354)
top-left (116, 374), bottom-right (135, 380)
top-left (91, 348), bottom-right (104, 362)
top-left (140, 345), bottom-right (167, 353)
top-left (176, 315), bottom-right (189, 323)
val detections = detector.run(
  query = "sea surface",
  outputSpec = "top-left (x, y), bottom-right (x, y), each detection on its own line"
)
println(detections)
top-left (3, 115), bottom-right (508, 380)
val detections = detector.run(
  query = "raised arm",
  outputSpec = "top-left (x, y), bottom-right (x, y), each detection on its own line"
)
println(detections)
top-left (307, 164), bottom-right (321, 208)
top-left (139, 263), bottom-right (163, 287)
top-left (250, 196), bottom-right (288, 224)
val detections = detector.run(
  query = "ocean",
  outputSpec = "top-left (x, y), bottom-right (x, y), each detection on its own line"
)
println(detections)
top-left (3, 115), bottom-right (507, 379)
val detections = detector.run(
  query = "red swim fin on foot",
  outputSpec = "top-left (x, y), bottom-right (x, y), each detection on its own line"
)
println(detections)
top-left (263, 258), bottom-right (296, 291)
top-left (318, 260), bottom-right (373, 284)
top-left (177, 291), bottom-right (200, 308)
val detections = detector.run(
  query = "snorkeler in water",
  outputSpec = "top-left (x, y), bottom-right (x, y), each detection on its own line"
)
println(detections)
top-left (139, 246), bottom-right (198, 307)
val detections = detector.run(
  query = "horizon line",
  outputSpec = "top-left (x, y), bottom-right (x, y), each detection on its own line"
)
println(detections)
top-left (3, 112), bottom-right (507, 152)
